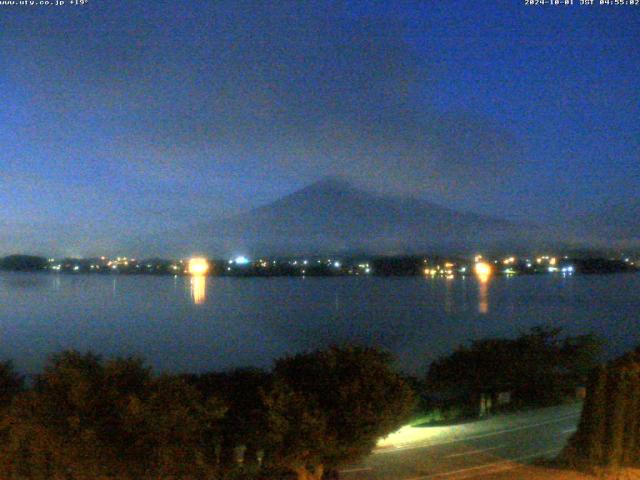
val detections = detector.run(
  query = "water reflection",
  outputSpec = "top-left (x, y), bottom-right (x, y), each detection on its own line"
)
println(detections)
top-left (2, 273), bottom-right (49, 289)
top-left (191, 275), bottom-right (207, 305)
top-left (478, 279), bottom-right (489, 314)
top-left (444, 277), bottom-right (453, 314)
top-left (474, 262), bottom-right (493, 314)
top-left (0, 272), bottom-right (637, 376)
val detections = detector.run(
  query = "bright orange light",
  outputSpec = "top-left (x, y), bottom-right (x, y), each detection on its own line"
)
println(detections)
top-left (188, 258), bottom-right (209, 275)
top-left (474, 261), bottom-right (493, 283)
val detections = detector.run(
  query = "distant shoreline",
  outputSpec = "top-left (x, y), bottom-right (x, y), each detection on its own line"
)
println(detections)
top-left (1, 253), bottom-right (637, 279)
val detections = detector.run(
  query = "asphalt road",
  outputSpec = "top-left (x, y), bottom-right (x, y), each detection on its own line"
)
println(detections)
top-left (339, 403), bottom-right (583, 480)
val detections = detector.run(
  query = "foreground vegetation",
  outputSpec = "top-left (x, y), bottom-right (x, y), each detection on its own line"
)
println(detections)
top-left (0, 328), bottom-right (610, 479)
top-left (562, 346), bottom-right (640, 472)
top-left (415, 327), bottom-right (602, 422)
top-left (0, 346), bottom-right (415, 480)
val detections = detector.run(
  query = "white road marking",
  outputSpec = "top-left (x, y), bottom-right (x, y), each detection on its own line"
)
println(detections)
top-left (339, 467), bottom-right (373, 474)
top-left (376, 412), bottom-right (580, 454)
top-left (561, 427), bottom-right (576, 434)
top-left (451, 448), bottom-right (562, 480)
top-left (444, 445), bottom-right (505, 458)
top-left (406, 447), bottom-right (560, 479)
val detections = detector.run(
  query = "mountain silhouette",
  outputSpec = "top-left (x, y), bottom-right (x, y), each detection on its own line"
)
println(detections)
top-left (577, 199), bottom-right (640, 248)
top-left (190, 178), bottom-right (547, 256)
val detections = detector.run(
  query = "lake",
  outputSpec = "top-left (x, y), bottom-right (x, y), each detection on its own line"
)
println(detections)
top-left (0, 272), bottom-right (638, 376)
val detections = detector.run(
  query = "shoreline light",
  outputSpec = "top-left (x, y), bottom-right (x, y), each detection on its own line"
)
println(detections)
top-left (474, 261), bottom-right (493, 283)
top-left (188, 257), bottom-right (210, 275)
top-left (233, 255), bottom-right (250, 265)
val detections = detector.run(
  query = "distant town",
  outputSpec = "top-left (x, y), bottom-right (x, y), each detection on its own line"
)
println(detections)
top-left (0, 252), bottom-right (637, 277)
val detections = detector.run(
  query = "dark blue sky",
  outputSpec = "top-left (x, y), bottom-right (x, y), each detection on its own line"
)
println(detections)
top-left (1, 1), bottom-right (638, 256)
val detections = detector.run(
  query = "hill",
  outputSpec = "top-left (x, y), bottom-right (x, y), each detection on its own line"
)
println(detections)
top-left (191, 178), bottom-right (548, 257)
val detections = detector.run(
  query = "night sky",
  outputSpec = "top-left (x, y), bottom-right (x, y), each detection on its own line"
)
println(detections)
top-left (1, 1), bottom-right (638, 256)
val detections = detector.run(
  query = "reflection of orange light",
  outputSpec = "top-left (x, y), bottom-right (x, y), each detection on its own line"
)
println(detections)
top-left (191, 275), bottom-right (206, 305)
top-left (188, 258), bottom-right (209, 275)
top-left (478, 281), bottom-right (489, 314)
top-left (474, 262), bottom-right (493, 283)
top-left (474, 262), bottom-right (492, 313)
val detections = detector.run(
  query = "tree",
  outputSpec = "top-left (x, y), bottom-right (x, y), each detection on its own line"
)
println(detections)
top-left (0, 351), bottom-right (226, 479)
top-left (262, 345), bottom-right (416, 480)
top-left (0, 255), bottom-right (48, 271)
top-left (132, 375), bottom-right (227, 479)
top-left (571, 366), bottom-right (608, 464)
top-left (189, 367), bottom-right (272, 469)
top-left (262, 379), bottom-right (328, 480)
top-left (0, 351), bottom-right (130, 478)
top-left (0, 361), bottom-right (23, 409)
top-left (0, 347), bottom-right (415, 479)
top-left (426, 327), bottom-right (602, 409)
top-left (559, 333), bottom-right (603, 382)
top-left (563, 346), bottom-right (640, 470)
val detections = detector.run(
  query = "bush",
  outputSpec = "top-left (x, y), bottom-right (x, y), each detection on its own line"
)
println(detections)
top-left (263, 345), bottom-right (416, 480)
top-left (0, 351), bottom-right (226, 479)
top-left (0, 346), bottom-right (417, 480)
top-left (562, 346), bottom-right (640, 470)
top-left (426, 327), bottom-right (602, 411)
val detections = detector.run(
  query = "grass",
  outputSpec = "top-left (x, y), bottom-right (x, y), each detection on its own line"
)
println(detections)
top-left (409, 406), bottom-right (467, 427)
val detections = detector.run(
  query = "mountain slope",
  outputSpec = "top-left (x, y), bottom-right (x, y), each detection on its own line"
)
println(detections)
top-left (570, 199), bottom-right (640, 249)
top-left (196, 178), bottom-right (547, 256)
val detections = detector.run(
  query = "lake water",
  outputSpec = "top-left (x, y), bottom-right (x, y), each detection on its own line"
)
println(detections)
top-left (0, 272), bottom-right (638, 376)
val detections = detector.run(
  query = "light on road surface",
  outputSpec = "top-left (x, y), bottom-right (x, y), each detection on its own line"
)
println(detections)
top-left (376, 424), bottom-right (450, 450)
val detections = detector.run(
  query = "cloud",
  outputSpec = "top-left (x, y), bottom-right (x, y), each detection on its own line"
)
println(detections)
top-left (3, 1), bottom-right (523, 208)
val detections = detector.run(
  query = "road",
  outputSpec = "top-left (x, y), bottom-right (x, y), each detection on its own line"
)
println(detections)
top-left (339, 403), bottom-right (582, 480)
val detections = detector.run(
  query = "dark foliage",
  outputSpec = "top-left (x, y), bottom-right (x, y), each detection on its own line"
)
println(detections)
top-left (0, 346), bottom-right (415, 480)
top-left (188, 367), bottom-right (272, 468)
top-left (0, 255), bottom-right (48, 271)
top-left (264, 345), bottom-right (416, 480)
top-left (0, 361), bottom-right (23, 409)
top-left (0, 351), bottom-right (226, 479)
top-left (573, 258), bottom-right (637, 274)
top-left (563, 346), bottom-right (640, 469)
top-left (426, 327), bottom-right (602, 409)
